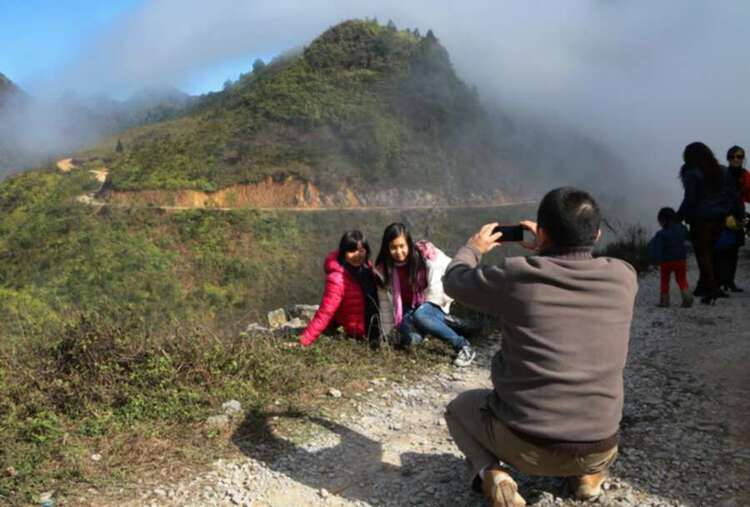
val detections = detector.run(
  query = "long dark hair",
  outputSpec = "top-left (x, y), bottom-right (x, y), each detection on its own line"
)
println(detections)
top-left (336, 230), bottom-right (371, 266)
top-left (680, 142), bottom-right (723, 192)
top-left (375, 222), bottom-right (426, 289)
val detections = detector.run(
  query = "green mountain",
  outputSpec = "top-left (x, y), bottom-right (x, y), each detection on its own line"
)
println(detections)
top-left (86, 20), bottom-right (517, 202)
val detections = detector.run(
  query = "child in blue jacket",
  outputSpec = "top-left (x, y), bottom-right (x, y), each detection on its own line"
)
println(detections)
top-left (648, 207), bottom-right (693, 308)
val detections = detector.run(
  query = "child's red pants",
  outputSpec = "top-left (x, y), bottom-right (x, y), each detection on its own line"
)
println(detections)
top-left (660, 260), bottom-right (689, 294)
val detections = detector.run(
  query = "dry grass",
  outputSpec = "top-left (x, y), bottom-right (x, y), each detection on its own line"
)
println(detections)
top-left (0, 314), bottom-right (454, 505)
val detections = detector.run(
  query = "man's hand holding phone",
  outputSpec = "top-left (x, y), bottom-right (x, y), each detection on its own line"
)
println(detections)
top-left (467, 223), bottom-right (503, 254)
top-left (468, 221), bottom-right (540, 254)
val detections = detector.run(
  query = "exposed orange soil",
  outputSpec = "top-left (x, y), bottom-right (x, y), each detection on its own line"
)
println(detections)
top-left (104, 176), bottom-right (348, 209)
top-left (56, 158), bottom-right (75, 172)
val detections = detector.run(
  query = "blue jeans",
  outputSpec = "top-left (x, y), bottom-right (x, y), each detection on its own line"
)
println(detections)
top-left (399, 303), bottom-right (468, 351)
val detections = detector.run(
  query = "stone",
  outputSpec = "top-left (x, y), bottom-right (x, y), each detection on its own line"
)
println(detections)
top-left (222, 400), bottom-right (242, 415)
top-left (3, 466), bottom-right (17, 477)
top-left (319, 488), bottom-right (330, 498)
top-left (206, 415), bottom-right (230, 429)
top-left (91, 453), bottom-right (102, 462)
top-left (281, 317), bottom-right (306, 330)
top-left (287, 304), bottom-right (319, 321)
top-left (267, 308), bottom-right (288, 329)
top-left (245, 322), bottom-right (270, 334)
top-left (328, 388), bottom-right (342, 398)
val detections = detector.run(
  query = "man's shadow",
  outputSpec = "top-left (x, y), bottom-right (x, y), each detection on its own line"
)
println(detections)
top-left (231, 410), bottom-right (484, 506)
top-left (230, 411), bottom-right (581, 505)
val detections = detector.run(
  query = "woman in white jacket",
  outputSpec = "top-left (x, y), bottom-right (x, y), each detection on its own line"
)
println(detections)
top-left (374, 222), bottom-right (476, 367)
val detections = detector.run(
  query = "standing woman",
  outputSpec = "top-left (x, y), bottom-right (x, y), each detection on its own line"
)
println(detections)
top-left (718, 145), bottom-right (749, 292)
top-left (677, 142), bottom-right (741, 304)
top-left (375, 222), bottom-right (476, 367)
top-left (299, 231), bottom-right (380, 348)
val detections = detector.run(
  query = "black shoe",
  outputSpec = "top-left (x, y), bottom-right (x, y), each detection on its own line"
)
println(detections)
top-left (693, 286), bottom-right (706, 297)
top-left (700, 295), bottom-right (717, 305)
top-left (716, 289), bottom-right (730, 299)
top-left (728, 283), bottom-right (744, 293)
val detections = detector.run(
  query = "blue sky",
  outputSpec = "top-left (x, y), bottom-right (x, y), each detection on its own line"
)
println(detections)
top-left (0, 0), bottom-right (265, 96)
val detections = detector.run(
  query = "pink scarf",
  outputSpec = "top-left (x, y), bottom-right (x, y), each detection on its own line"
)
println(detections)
top-left (391, 240), bottom-right (434, 327)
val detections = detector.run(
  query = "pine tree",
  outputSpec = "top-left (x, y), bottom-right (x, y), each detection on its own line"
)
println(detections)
top-left (115, 139), bottom-right (123, 153)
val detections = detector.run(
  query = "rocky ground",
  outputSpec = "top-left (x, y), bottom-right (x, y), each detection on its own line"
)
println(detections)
top-left (78, 260), bottom-right (749, 507)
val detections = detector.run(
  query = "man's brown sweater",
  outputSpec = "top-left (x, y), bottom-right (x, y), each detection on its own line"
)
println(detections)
top-left (444, 245), bottom-right (638, 451)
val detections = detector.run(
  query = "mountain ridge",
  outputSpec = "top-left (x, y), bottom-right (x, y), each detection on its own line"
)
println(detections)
top-left (77, 20), bottom-right (523, 204)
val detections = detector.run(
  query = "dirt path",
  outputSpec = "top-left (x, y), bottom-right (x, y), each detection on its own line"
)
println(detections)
top-left (56, 157), bottom-right (535, 213)
top-left (68, 257), bottom-right (749, 507)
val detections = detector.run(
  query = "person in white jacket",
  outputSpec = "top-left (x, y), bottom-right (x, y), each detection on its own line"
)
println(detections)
top-left (374, 222), bottom-right (476, 367)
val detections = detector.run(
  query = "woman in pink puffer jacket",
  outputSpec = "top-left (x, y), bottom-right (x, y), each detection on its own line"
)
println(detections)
top-left (300, 231), bottom-right (379, 348)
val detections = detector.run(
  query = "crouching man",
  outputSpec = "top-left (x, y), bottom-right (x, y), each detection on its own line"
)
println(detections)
top-left (443, 187), bottom-right (637, 507)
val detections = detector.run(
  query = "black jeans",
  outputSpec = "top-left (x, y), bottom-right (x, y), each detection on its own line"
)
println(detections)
top-left (690, 220), bottom-right (722, 293)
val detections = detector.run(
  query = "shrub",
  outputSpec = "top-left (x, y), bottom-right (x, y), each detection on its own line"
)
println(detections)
top-left (598, 224), bottom-right (652, 274)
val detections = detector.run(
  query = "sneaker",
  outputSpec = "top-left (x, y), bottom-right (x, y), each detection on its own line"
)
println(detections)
top-left (569, 471), bottom-right (607, 500)
top-left (482, 468), bottom-right (526, 507)
top-left (453, 345), bottom-right (476, 367)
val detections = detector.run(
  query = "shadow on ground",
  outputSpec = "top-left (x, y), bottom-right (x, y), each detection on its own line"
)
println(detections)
top-left (230, 411), bottom-right (632, 506)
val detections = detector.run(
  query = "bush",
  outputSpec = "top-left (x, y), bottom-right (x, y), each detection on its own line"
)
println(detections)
top-left (598, 224), bottom-right (652, 274)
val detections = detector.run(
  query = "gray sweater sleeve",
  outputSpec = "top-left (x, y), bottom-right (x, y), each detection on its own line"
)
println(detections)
top-left (443, 244), bottom-right (508, 316)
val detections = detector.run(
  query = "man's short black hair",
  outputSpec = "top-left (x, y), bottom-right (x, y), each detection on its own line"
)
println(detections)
top-left (537, 187), bottom-right (601, 248)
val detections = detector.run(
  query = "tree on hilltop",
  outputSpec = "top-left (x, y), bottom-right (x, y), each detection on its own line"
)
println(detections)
top-left (252, 58), bottom-right (266, 75)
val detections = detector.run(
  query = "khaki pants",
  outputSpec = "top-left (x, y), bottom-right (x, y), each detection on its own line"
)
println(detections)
top-left (445, 389), bottom-right (618, 480)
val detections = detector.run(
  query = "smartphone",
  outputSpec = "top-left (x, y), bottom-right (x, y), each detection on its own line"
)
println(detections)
top-left (492, 224), bottom-right (524, 242)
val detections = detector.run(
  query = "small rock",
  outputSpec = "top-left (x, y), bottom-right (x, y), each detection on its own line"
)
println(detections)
top-left (222, 400), bottom-right (242, 415)
top-left (4, 466), bottom-right (17, 478)
top-left (267, 308), bottom-right (288, 329)
top-left (287, 304), bottom-right (319, 321)
top-left (319, 488), bottom-right (330, 498)
top-left (328, 388), bottom-right (342, 398)
top-left (206, 414), bottom-right (230, 429)
top-left (281, 317), bottom-right (306, 330)
top-left (154, 488), bottom-right (166, 497)
top-left (91, 453), bottom-right (102, 462)
top-left (245, 322), bottom-right (270, 334)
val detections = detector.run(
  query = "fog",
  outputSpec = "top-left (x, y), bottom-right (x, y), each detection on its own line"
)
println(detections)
top-left (6, 0), bottom-right (750, 223)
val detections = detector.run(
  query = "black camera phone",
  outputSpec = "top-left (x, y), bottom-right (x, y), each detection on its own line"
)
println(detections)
top-left (492, 224), bottom-right (524, 242)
